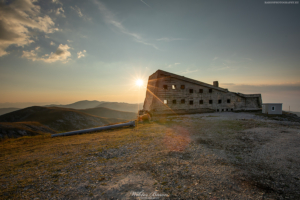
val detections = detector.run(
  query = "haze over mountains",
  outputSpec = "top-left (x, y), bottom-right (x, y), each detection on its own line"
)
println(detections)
top-left (0, 101), bottom-right (140, 138)
top-left (0, 100), bottom-right (143, 116)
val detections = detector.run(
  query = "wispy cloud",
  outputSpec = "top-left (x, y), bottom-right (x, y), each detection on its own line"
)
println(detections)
top-left (22, 44), bottom-right (71, 63)
top-left (50, 41), bottom-right (55, 46)
top-left (77, 50), bottom-right (86, 58)
top-left (71, 5), bottom-right (91, 20)
top-left (53, 7), bottom-right (65, 17)
top-left (0, 0), bottom-right (58, 57)
top-left (71, 5), bottom-right (83, 17)
top-left (156, 37), bottom-right (187, 42)
top-left (210, 55), bottom-right (252, 71)
top-left (140, 0), bottom-right (151, 8)
top-left (166, 63), bottom-right (181, 68)
top-left (93, 0), bottom-right (159, 50)
top-left (181, 68), bottom-right (198, 74)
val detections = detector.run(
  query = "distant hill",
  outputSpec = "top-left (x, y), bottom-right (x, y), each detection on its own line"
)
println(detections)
top-left (79, 107), bottom-right (137, 120)
top-left (0, 108), bottom-right (20, 116)
top-left (0, 121), bottom-right (56, 139)
top-left (97, 102), bottom-right (143, 113)
top-left (290, 111), bottom-right (300, 117)
top-left (0, 106), bottom-right (125, 132)
top-left (45, 100), bottom-right (105, 109)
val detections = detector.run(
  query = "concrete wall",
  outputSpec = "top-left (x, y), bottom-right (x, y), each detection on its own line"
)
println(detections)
top-left (262, 104), bottom-right (282, 115)
top-left (143, 70), bottom-right (262, 116)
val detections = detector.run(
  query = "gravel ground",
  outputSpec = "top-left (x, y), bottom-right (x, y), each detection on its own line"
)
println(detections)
top-left (1, 112), bottom-right (300, 199)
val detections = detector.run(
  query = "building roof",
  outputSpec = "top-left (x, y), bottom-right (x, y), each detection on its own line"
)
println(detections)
top-left (155, 69), bottom-right (229, 92)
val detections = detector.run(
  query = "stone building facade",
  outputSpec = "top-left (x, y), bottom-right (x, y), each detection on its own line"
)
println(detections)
top-left (143, 70), bottom-right (262, 116)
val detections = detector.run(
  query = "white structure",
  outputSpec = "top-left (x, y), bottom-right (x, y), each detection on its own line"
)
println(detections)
top-left (262, 103), bottom-right (282, 115)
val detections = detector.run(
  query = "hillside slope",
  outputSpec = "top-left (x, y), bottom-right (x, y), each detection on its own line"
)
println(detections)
top-left (0, 108), bottom-right (20, 116)
top-left (79, 107), bottom-right (137, 120)
top-left (97, 102), bottom-right (143, 112)
top-left (0, 122), bottom-right (56, 139)
top-left (45, 100), bottom-right (104, 109)
top-left (0, 106), bottom-right (125, 132)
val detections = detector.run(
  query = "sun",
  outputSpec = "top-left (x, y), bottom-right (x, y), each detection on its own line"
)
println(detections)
top-left (135, 79), bottom-right (143, 87)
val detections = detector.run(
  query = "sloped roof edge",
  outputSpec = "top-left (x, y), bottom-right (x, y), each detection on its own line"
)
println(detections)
top-left (155, 69), bottom-right (229, 92)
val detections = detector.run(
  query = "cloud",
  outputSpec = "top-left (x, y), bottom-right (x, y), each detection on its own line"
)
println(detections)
top-left (93, 0), bottom-right (159, 50)
top-left (0, 0), bottom-right (58, 57)
top-left (181, 68), bottom-right (198, 74)
top-left (22, 44), bottom-right (71, 63)
top-left (71, 5), bottom-right (83, 17)
top-left (77, 50), bottom-right (86, 58)
top-left (156, 37), bottom-right (186, 42)
top-left (50, 41), bottom-right (55, 45)
top-left (140, 0), bottom-right (151, 8)
top-left (54, 7), bottom-right (65, 17)
top-left (166, 63), bottom-right (181, 68)
top-left (52, 0), bottom-right (62, 5)
top-left (67, 39), bottom-right (73, 43)
top-left (225, 82), bottom-right (300, 93)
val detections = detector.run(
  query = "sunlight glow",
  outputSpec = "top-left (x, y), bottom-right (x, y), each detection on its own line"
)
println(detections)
top-left (136, 79), bottom-right (143, 87)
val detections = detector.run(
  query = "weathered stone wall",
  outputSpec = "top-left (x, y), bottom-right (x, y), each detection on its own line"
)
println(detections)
top-left (143, 70), bottom-right (262, 116)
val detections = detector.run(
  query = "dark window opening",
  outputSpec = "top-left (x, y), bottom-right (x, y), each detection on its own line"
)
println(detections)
top-left (226, 109), bottom-right (228, 111)
top-left (218, 100), bottom-right (222, 104)
top-left (231, 108), bottom-right (233, 111)
top-left (222, 109), bottom-right (224, 111)
top-left (181, 99), bottom-right (185, 104)
top-left (189, 89), bottom-right (193, 93)
top-left (163, 85), bottom-right (168, 89)
top-left (189, 100), bottom-right (193, 105)
top-left (217, 109), bottom-right (219, 112)
top-left (199, 89), bottom-right (203, 93)
top-left (209, 89), bottom-right (212, 93)
top-left (199, 100), bottom-right (203, 104)
top-left (172, 85), bottom-right (176, 89)
top-left (181, 85), bottom-right (185, 89)
top-left (227, 99), bottom-right (231, 103)
top-left (209, 100), bottom-right (213, 104)
top-left (164, 100), bottom-right (168, 104)
top-left (172, 100), bottom-right (176, 104)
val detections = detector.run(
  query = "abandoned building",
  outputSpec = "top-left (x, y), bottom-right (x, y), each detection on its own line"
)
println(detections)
top-left (143, 70), bottom-right (262, 116)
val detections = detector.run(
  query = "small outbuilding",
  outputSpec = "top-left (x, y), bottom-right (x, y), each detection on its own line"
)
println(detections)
top-left (262, 103), bottom-right (282, 115)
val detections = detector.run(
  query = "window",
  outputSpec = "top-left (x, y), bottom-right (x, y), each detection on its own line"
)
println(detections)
top-left (181, 85), bottom-right (185, 89)
top-left (209, 100), bottom-right (213, 104)
top-left (272, 106), bottom-right (275, 111)
top-left (189, 100), bottom-right (193, 105)
top-left (231, 108), bottom-right (233, 111)
top-left (181, 99), bottom-right (185, 104)
top-left (227, 99), bottom-right (231, 103)
top-left (172, 100), bottom-right (176, 104)
top-left (164, 100), bottom-right (168, 104)
top-left (163, 85), bottom-right (168, 89)
top-left (172, 85), bottom-right (176, 89)
top-left (209, 89), bottom-right (212, 93)
top-left (189, 89), bottom-right (193, 93)
top-left (218, 100), bottom-right (222, 104)
top-left (217, 109), bottom-right (219, 112)
top-left (226, 109), bottom-right (228, 111)
top-left (222, 109), bottom-right (224, 111)
top-left (199, 89), bottom-right (203, 93)
top-left (199, 100), bottom-right (203, 104)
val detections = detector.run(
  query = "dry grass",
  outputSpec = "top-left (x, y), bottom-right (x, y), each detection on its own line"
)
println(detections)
top-left (0, 122), bottom-right (164, 199)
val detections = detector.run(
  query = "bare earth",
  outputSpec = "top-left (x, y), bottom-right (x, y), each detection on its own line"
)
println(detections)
top-left (1, 112), bottom-right (300, 199)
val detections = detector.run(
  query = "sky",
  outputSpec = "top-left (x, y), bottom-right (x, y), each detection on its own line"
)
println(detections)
top-left (0, 0), bottom-right (299, 111)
